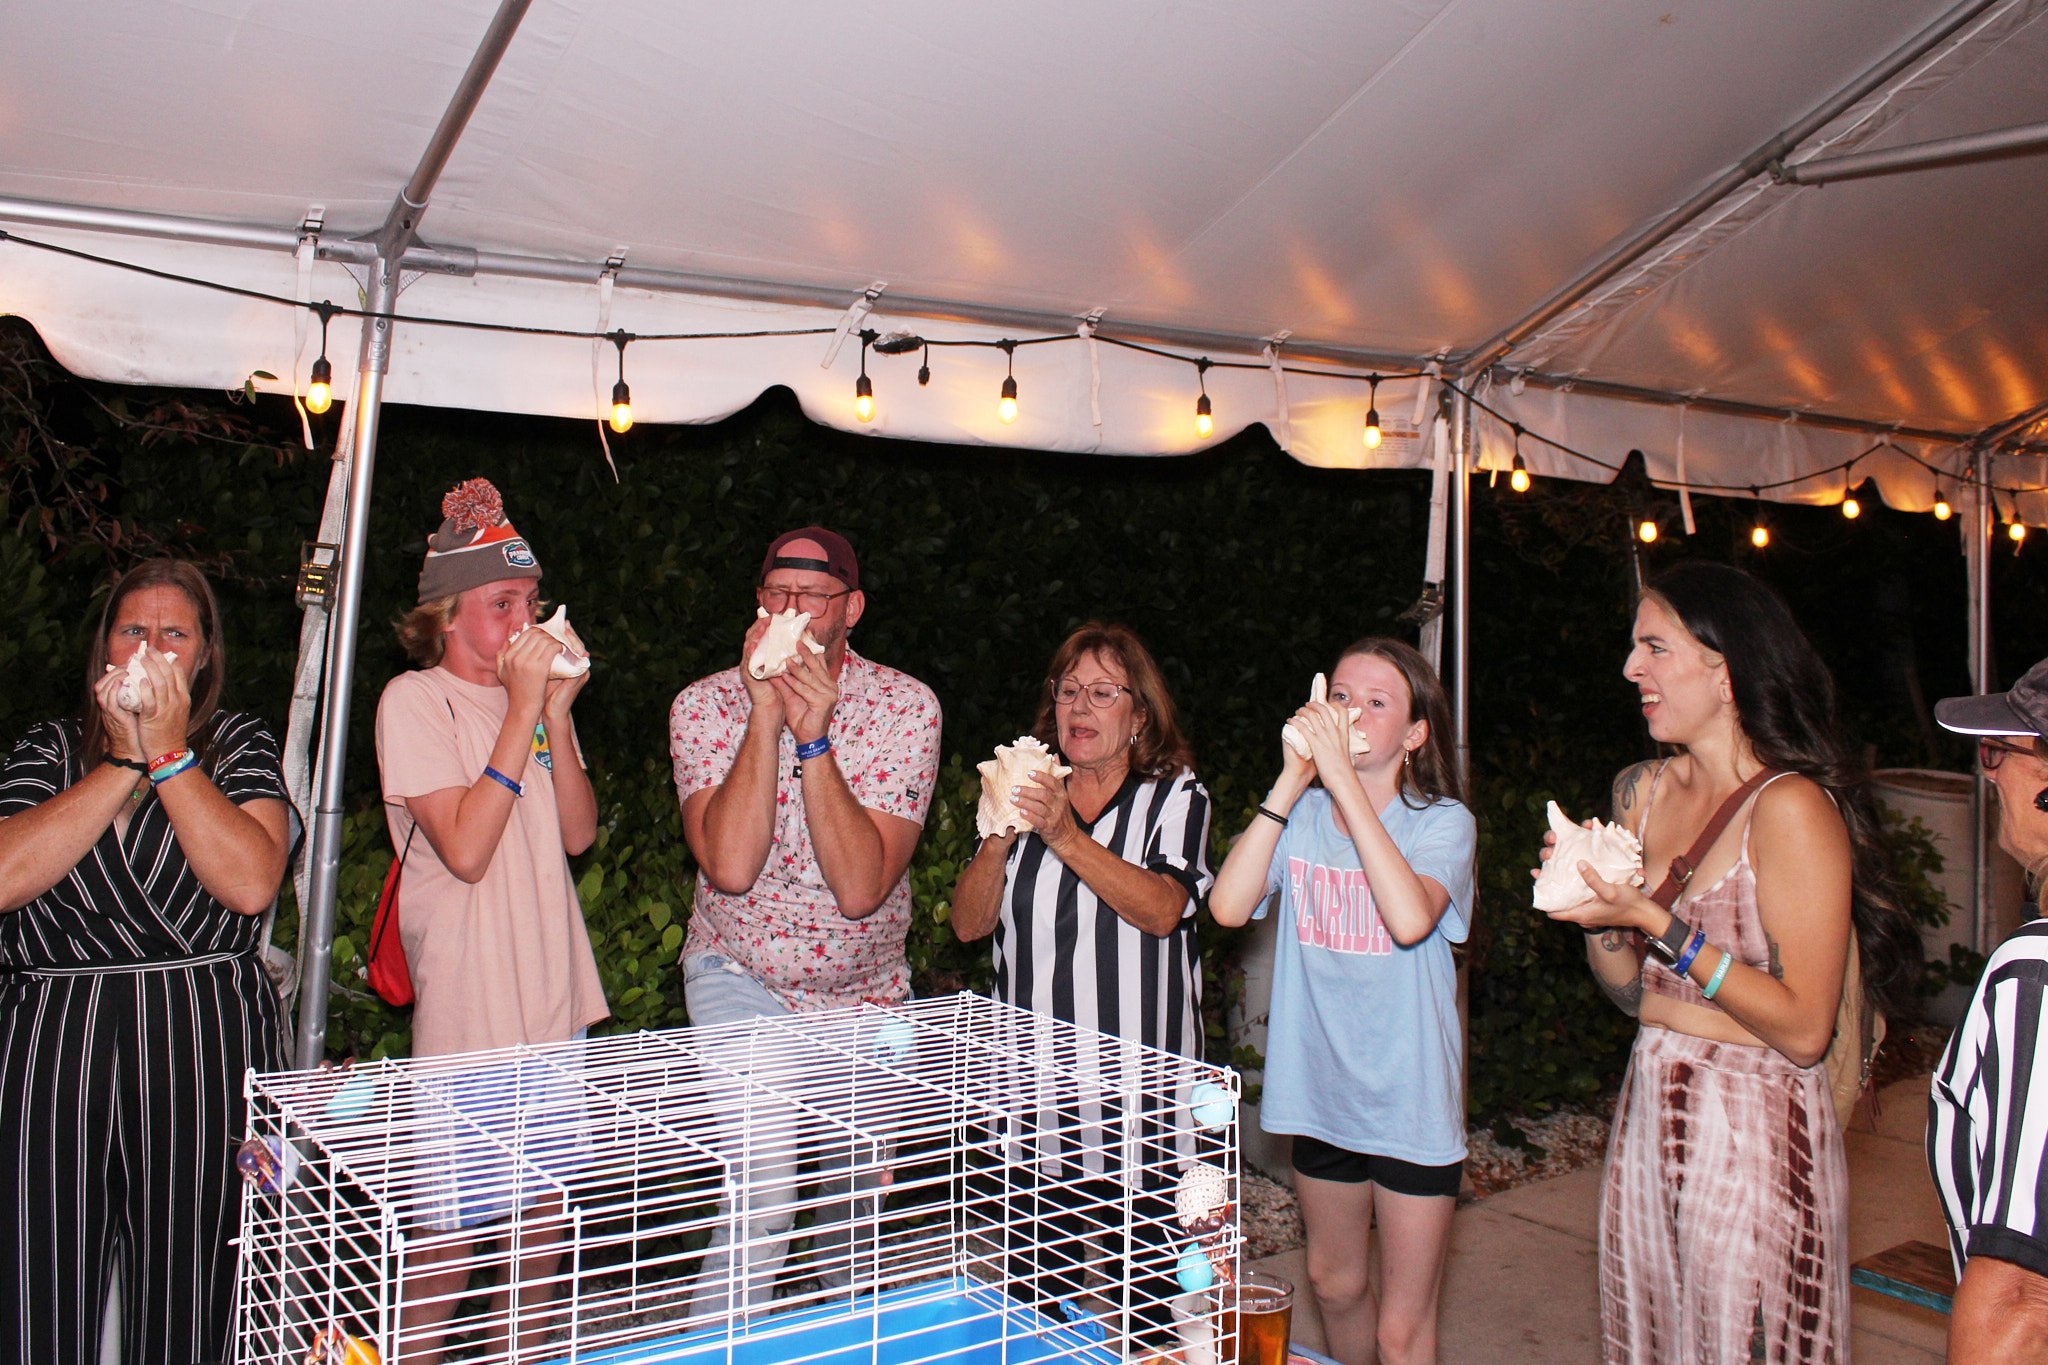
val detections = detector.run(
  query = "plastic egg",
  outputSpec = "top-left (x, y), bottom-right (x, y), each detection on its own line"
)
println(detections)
top-left (1175, 1247), bottom-right (1216, 1293)
top-left (874, 1017), bottom-right (915, 1059)
top-left (1190, 1081), bottom-right (1235, 1130)
top-left (324, 1072), bottom-right (376, 1121)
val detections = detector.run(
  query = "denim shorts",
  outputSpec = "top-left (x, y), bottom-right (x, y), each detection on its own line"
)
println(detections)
top-left (414, 1048), bottom-right (590, 1232)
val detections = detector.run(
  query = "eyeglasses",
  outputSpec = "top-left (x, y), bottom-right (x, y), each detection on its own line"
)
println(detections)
top-left (1051, 680), bottom-right (1132, 708)
top-left (1979, 738), bottom-right (2037, 771)
top-left (757, 585), bottom-right (853, 616)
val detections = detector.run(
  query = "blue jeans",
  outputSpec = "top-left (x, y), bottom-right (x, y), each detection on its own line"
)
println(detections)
top-left (682, 954), bottom-right (890, 1319)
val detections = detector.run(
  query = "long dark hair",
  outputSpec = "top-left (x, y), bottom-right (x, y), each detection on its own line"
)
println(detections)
top-left (1647, 561), bottom-right (1922, 1021)
top-left (1336, 636), bottom-right (1468, 808)
top-left (1030, 622), bottom-right (1195, 780)
top-left (80, 559), bottom-right (228, 770)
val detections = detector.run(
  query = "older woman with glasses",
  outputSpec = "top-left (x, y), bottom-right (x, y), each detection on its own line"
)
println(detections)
top-left (952, 621), bottom-right (1214, 1359)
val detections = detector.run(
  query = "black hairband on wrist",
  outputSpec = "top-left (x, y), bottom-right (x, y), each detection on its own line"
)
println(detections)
top-left (105, 756), bottom-right (148, 773)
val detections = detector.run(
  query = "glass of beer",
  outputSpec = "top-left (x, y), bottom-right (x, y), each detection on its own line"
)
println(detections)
top-left (1231, 1270), bottom-right (1294, 1365)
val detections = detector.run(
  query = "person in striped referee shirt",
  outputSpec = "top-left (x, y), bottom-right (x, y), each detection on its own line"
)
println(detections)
top-left (1930, 656), bottom-right (2048, 1364)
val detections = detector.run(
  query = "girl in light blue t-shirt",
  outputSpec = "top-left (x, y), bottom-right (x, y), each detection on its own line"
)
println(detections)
top-left (1212, 637), bottom-right (1475, 1365)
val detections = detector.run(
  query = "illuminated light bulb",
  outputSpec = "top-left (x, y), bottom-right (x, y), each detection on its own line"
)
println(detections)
top-left (1362, 374), bottom-right (1382, 449)
top-left (1841, 495), bottom-right (1861, 519)
top-left (1509, 453), bottom-right (1529, 494)
top-left (609, 380), bottom-right (633, 434)
top-left (998, 375), bottom-right (1019, 424)
top-left (304, 356), bottom-right (333, 415)
top-left (1751, 523), bottom-right (1771, 548)
top-left (2010, 520), bottom-right (2028, 544)
top-left (854, 374), bottom-right (874, 423)
top-left (1195, 393), bottom-right (1213, 439)
top-left (1638, 519), bottom-right (1659, 544)
top-left (1932, 488), bottom-right (1952, 520)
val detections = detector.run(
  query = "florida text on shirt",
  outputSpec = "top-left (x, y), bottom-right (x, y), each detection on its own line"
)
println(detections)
top-left (1287, 856), bottom-right (1393, 955)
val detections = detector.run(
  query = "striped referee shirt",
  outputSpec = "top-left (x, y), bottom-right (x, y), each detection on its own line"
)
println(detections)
top-left (992, 766), bottom-right (1214, 1060)
top-left (1929, 917), bottom-right (2048, 1278)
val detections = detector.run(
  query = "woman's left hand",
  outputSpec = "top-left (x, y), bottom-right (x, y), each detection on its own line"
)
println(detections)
top-left (1290, 698), bottom-right (1360, 786)
top-left (1013, 770), bottom-right (1079, 854)
top-left (1542, 863), bottom-right (1658, 932)
top-left (130, 645), bottom-right (192, 758)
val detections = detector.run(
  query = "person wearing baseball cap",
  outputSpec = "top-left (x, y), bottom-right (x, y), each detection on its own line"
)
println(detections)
top-left (1929, 656), bottom-right (2048, 1365)
top-left (667, 525), bottom-right (940, 1313)
top-left (375, 477), bottom-right (606, 1361)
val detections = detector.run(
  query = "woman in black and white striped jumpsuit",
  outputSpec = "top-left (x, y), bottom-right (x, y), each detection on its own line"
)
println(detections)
top-left (0, 559), bottom-right (292, 1365)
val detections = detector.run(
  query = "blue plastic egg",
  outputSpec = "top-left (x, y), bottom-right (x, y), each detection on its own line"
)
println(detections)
top-left (324, 1072), bottom-right (376, 1121)
top-left (1176, 1247), bottom-right (1216, 1293)
top-left (1190, 1081), bottom-right (1235, 1130)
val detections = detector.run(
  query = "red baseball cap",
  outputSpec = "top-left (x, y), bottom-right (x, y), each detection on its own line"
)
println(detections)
top-left (760, 527), bottom-right (860, 592)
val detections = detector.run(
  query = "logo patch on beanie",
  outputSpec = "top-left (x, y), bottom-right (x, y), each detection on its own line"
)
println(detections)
top-left (502, 540), bottom-right (537, 569)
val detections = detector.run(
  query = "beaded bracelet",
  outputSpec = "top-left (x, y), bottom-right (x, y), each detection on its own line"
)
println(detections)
top-left (149, 751), bottom-right (198, 785)
top-left (1700, 950), bottom-right (1733, 1000)
top-left (482, 765), bottom-right (524, 798)
top-left (795, 736), bottom-right (833, 761)
top-left (1672, 926), bottom-right (1708, 977)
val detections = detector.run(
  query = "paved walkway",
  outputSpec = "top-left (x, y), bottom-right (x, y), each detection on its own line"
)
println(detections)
top-left (1245, 1074), bottom-right (1950, 1362)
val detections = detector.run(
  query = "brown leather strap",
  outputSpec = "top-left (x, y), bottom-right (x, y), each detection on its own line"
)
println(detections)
top-left (1647, 768), bottom-right (1780, 909)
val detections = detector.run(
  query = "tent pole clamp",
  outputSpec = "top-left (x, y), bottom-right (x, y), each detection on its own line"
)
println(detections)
top-left (296, 542), bottom-right (340, 610)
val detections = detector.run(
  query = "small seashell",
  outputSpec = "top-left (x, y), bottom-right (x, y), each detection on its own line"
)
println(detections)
top-left (108, 642), bottom-right (178, 713)
top-left (527, 604), bottom-right (590, 679)
top-left (1281, 673), bottom-right (1369, 760)
top-left (747, 607), bottom-right (825, 680)
top-left (236, 1135), bottom-right (299, 1194)
top-left (1531, 800), bottom-right (1646, 912)
top-left (975, 736), bottom-right (1073, 838)
top-left (304, 1326), bottom-right (380, 1365)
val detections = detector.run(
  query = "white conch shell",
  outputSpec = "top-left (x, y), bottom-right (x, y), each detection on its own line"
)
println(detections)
top-left (106, 642), bottom-right (178, 712)
top-left (1281, 672), bottom-right (1369, 759)
top-left (747, 607), bottom-right (825, 680)
top-left (975, 735), bottom-right (1073, 838)
top-left (1532, 800), bottom-right (1646, 911)
top-left (529, 604), bottom-right (591, 679)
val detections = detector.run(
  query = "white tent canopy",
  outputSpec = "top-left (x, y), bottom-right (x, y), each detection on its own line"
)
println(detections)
top-left (4, 0), bottom-right (2046, 1057)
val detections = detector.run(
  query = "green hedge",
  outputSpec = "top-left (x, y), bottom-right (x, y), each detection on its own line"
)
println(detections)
top-left (4, 319), bottom-right (2037, 1125)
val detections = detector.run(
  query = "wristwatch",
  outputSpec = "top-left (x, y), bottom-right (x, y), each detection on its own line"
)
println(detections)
top-left (1650, 912), bottom-right (1692, 963)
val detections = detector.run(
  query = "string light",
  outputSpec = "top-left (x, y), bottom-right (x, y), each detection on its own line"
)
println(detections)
top-left (998, 340), bottom-right (1018, 424)
top-left (1194, 359), bottom-right (1213, 438)
top-left (608, 330), bottom-right (633, 434)
top-left (1841, 487), bottom-right (1861, 519)
top-left (1749, 486), bottom-right (1770, 547)
top-left (1363, 374), bottom-right (1382, 449)
top-left (1932, 484), bottom-right (1952, 520)
top-left (303, 301), bottom-right (335, 415)
top-left (1638, 518), bottom-right (1659, 544)
top-left (918, 342), bottom-right (932, 387)
top-left (1509, 424), bottom-right (1529, 493)
top-left (854, 331), bottom-right (875, 423)
top-left (2010, 518), bottom-right (2028, 545)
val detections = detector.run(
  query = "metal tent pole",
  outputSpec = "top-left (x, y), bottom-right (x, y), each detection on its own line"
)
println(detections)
top-left (290, 0), bottom-right (536, 1064)
top-left (1969, 465), bottom-right (1995, 957)
top-left (1449, 388), bottom-right (1472, 786)
top-left (1774, 118), bottom-right (2048, 186)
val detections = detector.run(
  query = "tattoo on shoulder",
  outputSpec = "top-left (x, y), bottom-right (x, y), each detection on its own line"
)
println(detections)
top-left (1612, 762), bottom-right (1650, 819)
top-left (1768, 937), bottom-right (1784, 981)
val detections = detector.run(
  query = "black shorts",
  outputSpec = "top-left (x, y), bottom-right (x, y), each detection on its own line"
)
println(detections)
top-left (1290, 1134), bottom-right (1463, 1198)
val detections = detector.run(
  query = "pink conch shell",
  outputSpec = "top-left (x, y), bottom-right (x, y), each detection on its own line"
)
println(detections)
top-left (529, 605), bottom-right (590, 679)
top-left (106, 642), bottom-right (178, 712)
top-left (975, 736), bottom-right (1072, 838)
top-left (1281, 672), bottom-right (1368, 759)
top-left (747, 607), bottom-right (825, 680)
top-left (1532, 800), bottom-right (1645, 911)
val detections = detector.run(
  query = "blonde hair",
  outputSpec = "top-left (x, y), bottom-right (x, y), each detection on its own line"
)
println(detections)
top-left (395, 594), bottom-right (459, 667)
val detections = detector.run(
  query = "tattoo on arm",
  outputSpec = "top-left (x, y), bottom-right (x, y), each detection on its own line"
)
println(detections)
top-left (1768, 937), bottom-right (1784, 981)
top-left (1598, 971), bottom-right (1645, 1017)
top-left (1612, 761), bottom-right (1649, 821)
top-left (1600, 930), bottom-right (1630, 953)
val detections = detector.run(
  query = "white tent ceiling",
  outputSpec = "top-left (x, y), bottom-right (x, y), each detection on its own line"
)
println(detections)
top-left (2, 0), bottom-right (2046, 516)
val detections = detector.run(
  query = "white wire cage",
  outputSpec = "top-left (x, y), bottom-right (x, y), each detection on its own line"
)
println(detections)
top-left (236, 993), bottom-right (1243, 1365)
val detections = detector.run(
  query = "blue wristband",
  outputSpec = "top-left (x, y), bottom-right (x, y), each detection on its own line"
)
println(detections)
top-left (1701, 950), bottom-right (1733, 1000)
top-left (795, 736), bottom-right (832, 761)
top-left (1672, 925), bottom-right (1707, 977)
top-left (482, 765), bottom-right (524, 797)
top-left (148, 752), bottom-right (198, 785)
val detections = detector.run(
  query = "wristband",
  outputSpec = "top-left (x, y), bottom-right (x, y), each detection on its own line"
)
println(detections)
top-left (149, 748), bottom-right (190, 772)
top-left (149, 751), bottom-right (198, 785)
top-left (1700, 950), bottom-right (1733, 1000)
top-left (795, 736), bottom-right (832, 762)
top-left (1672, 926), bottom-right (1708, 977)
top-left (1653, 912), bottom-right (1692, 962)
top-left (105, 756), bottom-right (148, 774)
top-left (482, 765), bottom-right (524, 798)
top-left (1255, 804), bottom-right (1289, 829)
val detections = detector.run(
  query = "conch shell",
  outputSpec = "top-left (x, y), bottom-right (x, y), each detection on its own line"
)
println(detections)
top-left (975, 735), bottom-right (1072, 838)
top-left (747, 606), bottom-right (825, 680)
top-left (1281, 673), bottom-right (1369, 759)
top-left (1532, 800), bottom-right (1646, 911)
top-left (106, 642), bottom-right (178, 712)
top-left (525, 604), bottom-right (590, 679)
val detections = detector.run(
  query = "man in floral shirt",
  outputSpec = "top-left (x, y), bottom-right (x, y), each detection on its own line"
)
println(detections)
top-left (668, 526), bottom-right (940, 1312)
